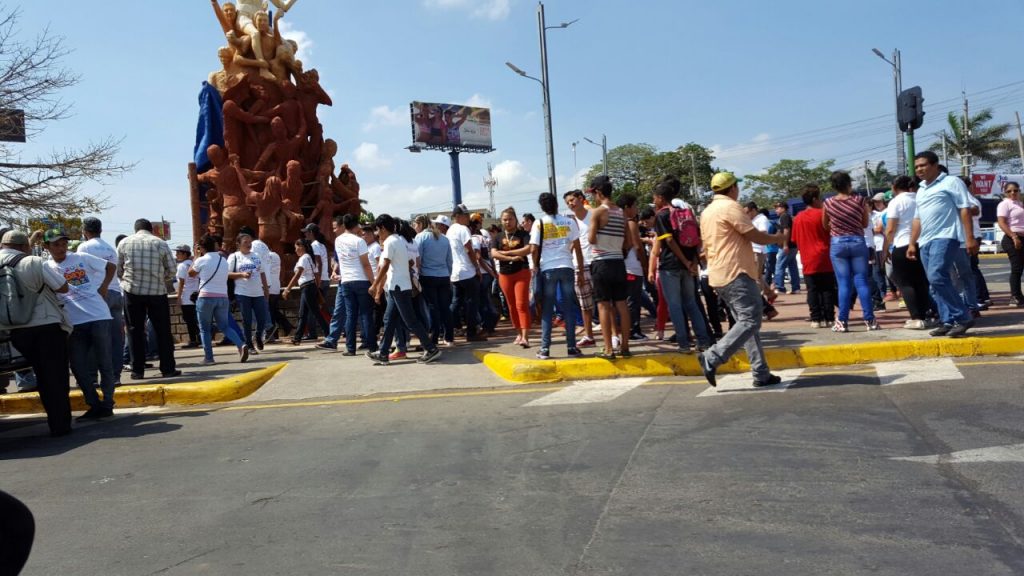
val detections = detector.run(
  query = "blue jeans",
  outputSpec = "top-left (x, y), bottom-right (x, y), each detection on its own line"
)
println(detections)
top-left (420, 275), bottom-right (454, 344)
top-left (294, 282), bottom-right (329, 342)
top-left (920, 239), bottom-right (970, 325)
top-left (237, 295), bottom-right (269, 347)
top-left (659, 267), bottom-right (711, 348)
top-left (104, 291), bottom-right (124, 379)
top-left (379, 288), bottom-right (437, 356)
top-left (774, 248), bottom-right (801, 292)
top-left (951, 247), bottom-right (978, 312)
top-left (340, 281), bottom-right (375, 353)
top-left (540, 268), bottom-right (579, 351)
top-left (69, 319), bottom-right (115, 409)
top-left (197, 297), bottom-right (244, 361)
top-left (324, 284), bottom-right (348, 347)
top-left (830, 236), bottom-right (874, 323)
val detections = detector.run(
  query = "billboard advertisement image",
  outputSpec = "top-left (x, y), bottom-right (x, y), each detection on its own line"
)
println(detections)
top-left (411, 102), bottom-right (492, 150)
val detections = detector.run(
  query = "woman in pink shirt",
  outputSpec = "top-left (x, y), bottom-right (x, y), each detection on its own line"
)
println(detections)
top-left (996, 181), bottom-right (1024, 306)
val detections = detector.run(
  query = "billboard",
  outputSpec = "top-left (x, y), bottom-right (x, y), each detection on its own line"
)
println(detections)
top-left (973, 173), bottom-right (1023, 197)
top-left (411, 102), bottom-right (492, 150)
top-left (152, 221), bottom-right (172, 240)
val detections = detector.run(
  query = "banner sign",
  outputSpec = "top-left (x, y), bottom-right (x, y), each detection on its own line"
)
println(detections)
top-left (152, 221), bottom-right (172, 240)
top-left (411, 102), bottom-right (492, 150)
top-left (971, 174), bottom-right (997, 196)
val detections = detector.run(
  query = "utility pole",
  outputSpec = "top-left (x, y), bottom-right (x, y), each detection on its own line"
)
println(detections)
top-left (583, 134), bottom-right (608, 177)
top-left (690, 152), bottom-right (700, 198)
top-left (864, 160), bottom-right (873, 196)
top-left (960, 91), bottom-right (972, 177)
top-left (537, 2), bottom-right (557, 196)
top-left (484, 162), bottom-right (497, 217)
top-left (942, 132), bottom-right (948, 166)
top-left (571, 141), bottom-right (578, 188)
top-left (1015, 112), bottom-right (1024, 169)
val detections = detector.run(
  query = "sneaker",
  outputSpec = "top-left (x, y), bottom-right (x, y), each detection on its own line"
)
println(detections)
top-left (611, 336), bottom-right (621, 350)
top-left (977, 302), bottom-right (990, 311)
top-left (536, 349), bottom-right (550, 360)
top-left (566, 347), bottom-right (583, 357)
top-left (947, 320), bottom-right (974, 338)
top-left (754, 374), bottom-right (783, 388)
top-left (365, 351), bottom-right (389, 366)
top-left (865, 319), bottom-right (881, 331)
top-left (831, 320), bottom-right (848, 333)
top-left (161, 370), bottom-right (182, 378)
top-left (697, 353), bottom-right (716, 387)
top-left (316, 342), bottom-right (337, 351)
top-left (255, 335), bottom-right (265, 351)
top-left (629, 332), bottom-right (649, 341)
top-left (810, 321), bottom-right (823, 329)
top-left (577, 336), bottom-right (595, 348)
top-left (418, 349), bottom-right (442, 364)
top-left (76, 407), bottom-right (104, 422)
top-left (239, 346), bottom-right (250, 363)
top-left (442, 340), bottom-right (456, 348)
top-left (929, 324), bottom-right (953, 337)
top-left (201, 358), bottom-right (215, 365)
top-left (904, 319), bottom-right (926, 330)
top-left (388, 351), bottom-right (407, 361)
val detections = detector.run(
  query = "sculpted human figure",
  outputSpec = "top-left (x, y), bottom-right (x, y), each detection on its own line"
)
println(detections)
top-left (211, 1), bottom-right (251, 56)
top-left (280, 160), bottom-right (305, 246)
top-left (222, 87), bottom-right (271, 165)
top-left (263, 81), bottom-right (304, 138)
top-left (269, 32), bottom-right (302, 83)
top-left (208, 46), bottom-right (266, 94)
top-left (231, 0), bottom-right (301, 74)
top-left (198, 144), bottom-right (259, 248)
top-left (331, 164), bottom-right (362, 217)
top-left (297, 68), bottom-right (332, 167)
top-left (235, 159), bottom-right (300, 252)
top-left (255, 115), bottom-right (307, 177)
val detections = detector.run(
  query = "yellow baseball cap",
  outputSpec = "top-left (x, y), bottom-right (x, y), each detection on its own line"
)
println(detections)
top-left (710, 172), bottom-right (742, 192)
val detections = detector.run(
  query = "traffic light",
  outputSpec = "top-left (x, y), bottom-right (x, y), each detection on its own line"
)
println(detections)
top-left (897, 86), bottom-right (925, 132)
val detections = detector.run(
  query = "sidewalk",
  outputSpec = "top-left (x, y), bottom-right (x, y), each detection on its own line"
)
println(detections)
top-left (477, 289), bottom-right (1024, 383)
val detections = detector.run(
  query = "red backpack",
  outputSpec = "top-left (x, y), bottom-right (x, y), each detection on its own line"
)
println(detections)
top-left (669, 204), bottom-right (701, 247)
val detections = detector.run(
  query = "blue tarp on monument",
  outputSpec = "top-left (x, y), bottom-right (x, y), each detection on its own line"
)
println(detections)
top-left (193, 81), bottom-right (224, 174)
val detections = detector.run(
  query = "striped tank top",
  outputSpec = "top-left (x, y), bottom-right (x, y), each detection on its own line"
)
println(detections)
top-left (825, 194), bottom-right (866, 237)
top-left (592, 205), bottom-right (626, 261)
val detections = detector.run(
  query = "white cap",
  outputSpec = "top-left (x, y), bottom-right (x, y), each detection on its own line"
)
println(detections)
top-left (432, 215), bottom-right (451, 227)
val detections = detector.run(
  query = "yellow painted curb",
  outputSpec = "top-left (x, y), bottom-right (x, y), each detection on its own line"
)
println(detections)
top-left (476, 335), bottom-right (1024, 384)
top-left (0, 363), bottom-right (287, 415)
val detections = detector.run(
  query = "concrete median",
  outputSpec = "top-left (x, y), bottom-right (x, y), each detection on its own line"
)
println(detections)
top-left (0, 363), bottom-right (287, 415)
top-left (477, 335), bottom-right (1024, 384)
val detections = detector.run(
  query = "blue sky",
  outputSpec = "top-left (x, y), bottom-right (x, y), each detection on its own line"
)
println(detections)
top-left (14, 0), bottom-right (1024, 245)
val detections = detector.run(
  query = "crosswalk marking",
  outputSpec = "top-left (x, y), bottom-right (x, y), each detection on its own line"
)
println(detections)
top-left (696, 369), bottom-right (804, 397)
top-left (523, 378), bottom-right (650, 407)
top-left (892, 443), bottom-right (1024, 464)
top-left (874, 358), bottom-right (963, 386)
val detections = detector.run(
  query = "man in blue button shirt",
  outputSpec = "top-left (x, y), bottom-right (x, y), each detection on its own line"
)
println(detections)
top-left (907, 151), bottom-right (976, 337)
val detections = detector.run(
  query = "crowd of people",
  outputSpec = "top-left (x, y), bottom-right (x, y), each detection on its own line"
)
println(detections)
top-left (1, 150), bottom-right (1022, 436)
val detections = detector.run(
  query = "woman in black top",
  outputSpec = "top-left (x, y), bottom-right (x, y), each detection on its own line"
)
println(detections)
top-left (490, 207), bottom-right (533, 347)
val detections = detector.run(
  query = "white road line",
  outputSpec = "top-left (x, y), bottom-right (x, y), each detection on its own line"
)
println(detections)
top-left (874, 358), bottom-right (963, 386)
top-left (892, 443), bottom-right (1024, 464)
top-left (523, 378), bottom-right (650, 407)
top-left (696, 369), bottom-right (804, 397)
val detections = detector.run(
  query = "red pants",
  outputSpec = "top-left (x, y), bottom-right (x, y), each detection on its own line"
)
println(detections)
top-left (498, 269), bottom-right (532, 330)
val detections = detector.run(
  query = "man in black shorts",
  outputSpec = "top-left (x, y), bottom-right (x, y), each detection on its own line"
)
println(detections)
top-left (586, 176), bottom-right (632, 358)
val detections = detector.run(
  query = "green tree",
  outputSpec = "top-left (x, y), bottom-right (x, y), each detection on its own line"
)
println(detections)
top-left (863, 161), bottom-right (893, 191)
top-left (583, 142), bottom-right (716, 205)
top-left (582, 143), bottom-right (657, 200)
top-left (743, 159), bottom-right (835, 208)
top-left (929, 109), bottom-right (1015, 175)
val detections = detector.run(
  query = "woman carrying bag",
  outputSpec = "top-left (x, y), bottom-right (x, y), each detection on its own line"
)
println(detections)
top-left (228, 233), bottom-right (271, 353)
top-left (188, 235), bottom-right (251, 365)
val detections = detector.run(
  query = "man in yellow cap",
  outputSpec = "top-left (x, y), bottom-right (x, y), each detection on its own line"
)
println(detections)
top-left (697, 172), bottom-right (785, 389)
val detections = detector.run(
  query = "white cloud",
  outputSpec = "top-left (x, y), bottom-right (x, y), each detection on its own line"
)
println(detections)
top-left (423, 0), bottom-right (511, 21)
top-left (463, 93), bottom-right (493, 109)
top-left (361, 183), bottom-right (450, 217)
top-left (277, 21), bottom-right (313, 64)
top-left (353, 143), bottom-right (393, 170)
top-left (362, 105), bottom-right (407, 132)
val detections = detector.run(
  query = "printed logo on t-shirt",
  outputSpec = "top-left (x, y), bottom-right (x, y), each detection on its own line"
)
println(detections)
top-left (543, 222), bottom-right (570, 239)
top-left (63, 264), bottom-right (91, 288)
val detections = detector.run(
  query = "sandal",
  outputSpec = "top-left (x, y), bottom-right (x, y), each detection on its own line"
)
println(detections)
top-left (596, 351), bottom-right (617, 360)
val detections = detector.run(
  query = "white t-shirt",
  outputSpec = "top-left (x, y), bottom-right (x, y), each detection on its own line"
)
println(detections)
top-left (382, 235), bottom-right (413, 292)
top-left (251, 238), bottom-right (271, 263)
top-left (871, 210), bottom-right (886, 251)
top-left (228, 251), bottom-right (265, 298)
top-left (311, 240), bottom-right (329, 281)
top-left (46, 252), bottom-right (112, 326)
top-left (176, 259), bottom-right (199, 305)
top-left (446, 222), bottom-right (476, 282)
top-left (572, 210), bottom-right (593, 266)
top-left (335, 232), bottom-right (369, 284)
top-left (295, 253), bottom-right (316, 285)
top-left (192, 253), bottom-right (230, 296)
top-left (886, 192), bottom-right (917, 249)
top-left (967, 193), bottom-right (982, 239)
top-left (77, 237), bottom-right (122, 293)
top-left (367, 242), bottom-right (382, 278)
top-left (266, 251), bottom-right (282, 293)
top-left (528, 213), bottom-right (580, 272)
top-left (751, 213), bottom-right (769, 254)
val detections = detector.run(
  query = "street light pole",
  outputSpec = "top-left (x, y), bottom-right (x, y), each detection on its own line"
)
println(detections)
top-left (872, 48), bottom-right (906, 176)
top-left (571, 141), bottom-right (578, 188)
top-left (583, 135), bottom-right (607, 176)
top-left (537, 2), bottom-right (556, 196)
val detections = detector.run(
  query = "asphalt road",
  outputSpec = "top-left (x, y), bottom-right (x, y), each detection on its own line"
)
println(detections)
top-left (1, 357), bottom-right (1023, 575)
